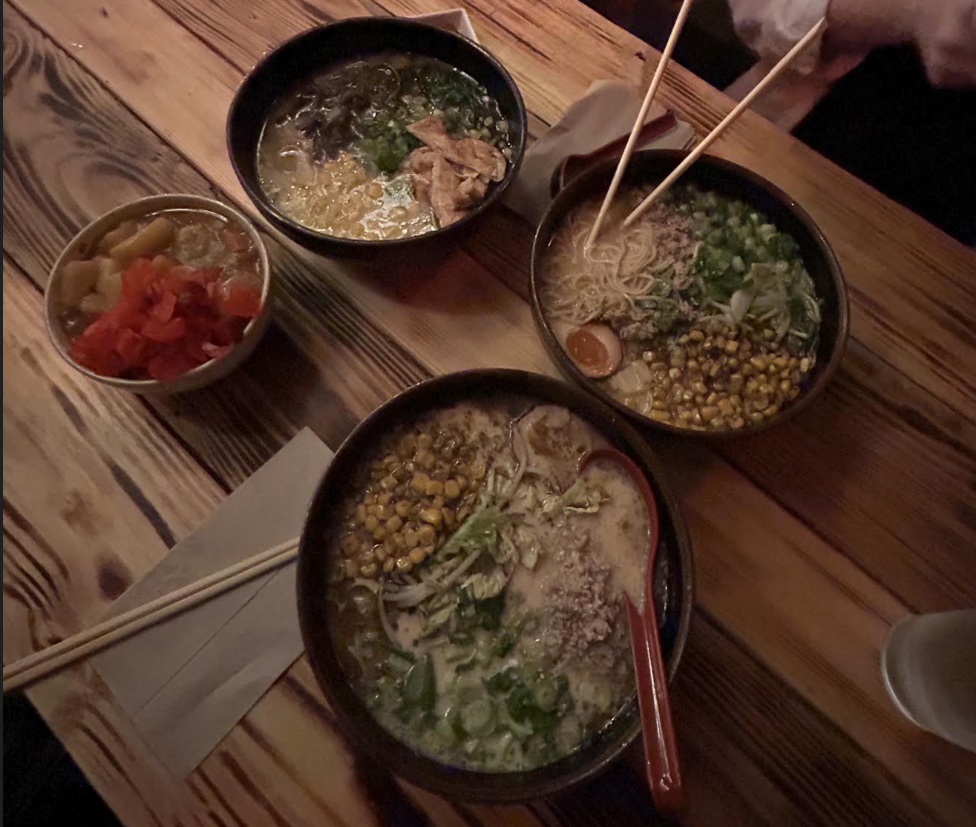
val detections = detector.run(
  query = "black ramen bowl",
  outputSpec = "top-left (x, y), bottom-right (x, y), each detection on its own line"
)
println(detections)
top-left (297, 369), bottom-right (694, 801)
top-left (530, 150), bottom-right (850, 440)
top-left (227, 18), bottom-right (527, 263)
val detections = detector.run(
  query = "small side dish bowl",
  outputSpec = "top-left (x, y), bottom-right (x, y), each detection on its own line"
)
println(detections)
top-left (530, 150), bottom-right (849, 439)
top-left (226, 17), bottom-right (527, 263)
top-left (45, 194), bottom-right (272, 394)
top-left (297, 369), bottom-right (694, 802)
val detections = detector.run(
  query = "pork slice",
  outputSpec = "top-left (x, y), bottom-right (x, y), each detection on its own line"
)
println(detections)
top-left (455, 137), bottom-right (507, 182)
top-left (430, 155), bottom-right (469, 227)
top-left (413, 176), bottom-right (432, 208)
top-left (402, 146), bottom-right (437, 175)
top-left (407, 115), bottom-right (454, 151)
top-left (407, 116), bottom-right (507, 182)
top-left (456, 173), bottom-right (488, 206)
top-left (401, 147), bottom-right (437, 207)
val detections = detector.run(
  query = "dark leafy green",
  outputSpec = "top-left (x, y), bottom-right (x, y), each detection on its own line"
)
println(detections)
top-left (486, 666), bottom-right (571, 740)
top-left (400, 60), bottom-right (505, 137)
top-left (374, 636), bottom-right (417, 663)
top-left (456, 587), bottom-right (505, 632)
top-left (485, 666), bottom-right (521, 694)
top-left (492, 628), bottom-right (517, 658)
top-left (403, 655), bottom-right (436, 712)
top-left (285, 56), bottom-right (511, 175)
top-left (670, 184), bottom-right (820, 346)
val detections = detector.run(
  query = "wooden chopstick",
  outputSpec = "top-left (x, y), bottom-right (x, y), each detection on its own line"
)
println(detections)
top-left (3, 536), bottom-right (300, 694)
top-left (623, 16), bottom-right (827, 228)
top-left (585, 0), bottom-right (695, 249)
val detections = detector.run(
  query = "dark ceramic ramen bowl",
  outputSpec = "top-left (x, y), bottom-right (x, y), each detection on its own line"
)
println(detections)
top-left (530, 150), bottom-right (850, 440)
top-left (227, 18), bottom-right (527, 263)
top-left (297, 369), bottom-right (694, 801)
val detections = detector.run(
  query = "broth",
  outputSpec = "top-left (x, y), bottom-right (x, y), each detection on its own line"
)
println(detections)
top-left (325, 400), bottom-right (657, 771)
top-left (258, 53), bottom-right (513, 240)
top-left (540, 183), bottom-right (821, 431)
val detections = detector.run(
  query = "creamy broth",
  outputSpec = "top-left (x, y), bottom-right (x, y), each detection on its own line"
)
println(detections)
top-left (539, 183), bottom-right (821, 431)
top-left (325, 399), bottom-right (660, 772)
top-left (577, 463), bottom-right (650, 611)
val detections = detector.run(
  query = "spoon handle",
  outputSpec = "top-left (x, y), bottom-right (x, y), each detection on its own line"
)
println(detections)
top-left (627, 596), bottom-right (684, 817)
top-left (579, 447), bottom-right (684, 814)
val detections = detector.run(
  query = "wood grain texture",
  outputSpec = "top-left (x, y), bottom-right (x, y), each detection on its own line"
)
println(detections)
top-left (3, 238), bottom-right (538, 827)
top-left (2, 2), bottom-right (434, 486)
top-left (472, 212), bottom-right (976, 614)
top-left (6, 0), bottom-right (973, 619)
top-left (151, 0), bottom-right (976, 418)
top-left (651, 437), bottom-right (976, 822)
top-left (3, 258), bottom-right (212, 827)
top-left (668, 615), bottom-right (943, 827)
top-left (18, 0), bottom-right (976, 417)
top-left (105, 0), bottom-right (976, 615)
top-left (719, 338), bottom-right (976, 612)
top-left (4, 0), bottom-right (976, 825)
top-left (6, 0), bottom-right (559, 389)
top-left (0, 11), bottom-right (601, 827)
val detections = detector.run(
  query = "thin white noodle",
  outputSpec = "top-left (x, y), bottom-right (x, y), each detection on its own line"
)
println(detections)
top-left (436, 546), bottom-right (484, 589)
top-left (538, 196), bottom-right (690, 327)
top-left (385, 582), bottom-right (433, 606)
top-left (384, 544), bottom-right (484, 605)
top-left (352, 578), bottom-right (380, 594)
top-left (377, 581), bottom-right (398, 642)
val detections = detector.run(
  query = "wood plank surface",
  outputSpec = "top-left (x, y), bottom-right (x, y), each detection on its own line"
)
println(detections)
top-left (7, 0), bottom-right (974, 615)
top-left (3, 257), bottom-right (211, 827)
top-left (154, 0), bottom-right (976, 418)
top-left (4, 0), bottom-right (976, 825)
top-left (477, 214), bottom-right (976, 613)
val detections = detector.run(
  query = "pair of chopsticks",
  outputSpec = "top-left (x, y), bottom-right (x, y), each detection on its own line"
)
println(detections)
top-left (587, 5), bottom-right (827, 245)
top-left (2, 537), bottom-right (300, 694)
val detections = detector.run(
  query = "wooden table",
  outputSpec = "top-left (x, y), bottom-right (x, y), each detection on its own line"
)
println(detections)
top-left (4, 0), bottom-right (975, 824)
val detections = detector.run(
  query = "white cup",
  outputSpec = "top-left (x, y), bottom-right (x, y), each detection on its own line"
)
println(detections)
top-left (880, 609), bottom-right (976, 753)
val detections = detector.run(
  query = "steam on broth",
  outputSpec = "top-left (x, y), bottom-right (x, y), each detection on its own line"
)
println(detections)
top-left (326, 400), bottom-right (659, 771)
top-left (258, 53), bottom-right (513, 240)
top-left (539, 184), bottom-right (822, 431)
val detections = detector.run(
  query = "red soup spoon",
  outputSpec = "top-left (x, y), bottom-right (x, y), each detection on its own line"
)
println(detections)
top-left (579, 447), bottom-right (684, 817)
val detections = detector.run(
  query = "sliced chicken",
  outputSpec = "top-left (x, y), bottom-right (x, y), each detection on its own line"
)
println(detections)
top-left (402, 146), bottom-right (491, 227)
top-left (407, 116), bottom-right (507, 182)
top-left (430, 156), bottom-right (468, 226)
top-left (402, 147), bottom-right (437, 175)
top-left (402, 147), bottom-right (437, 207)
top-left (457, 174), bottom-right (488, 205)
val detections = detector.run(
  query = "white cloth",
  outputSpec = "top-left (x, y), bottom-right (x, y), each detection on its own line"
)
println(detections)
top-left (728, 0), bottom-right (976, 86)
top-left (729, 0), bottom-right (829, 74)
top-left (505, 81), bottom-right (696, 224)
top-left (907, 0), bottom-right (976, 86)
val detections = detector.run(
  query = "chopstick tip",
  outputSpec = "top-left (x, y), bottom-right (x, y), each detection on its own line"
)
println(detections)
top-left (583, 226), bottom-right (599, 252)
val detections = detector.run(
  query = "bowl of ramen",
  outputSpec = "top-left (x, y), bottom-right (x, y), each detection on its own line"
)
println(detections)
top-left (298, 369), bottom-right (693, 801)
top-left (227, 18), bottom-right (527, 262)
top-left (531, 150), bottom-right (849, 437)
top-left (45, 194), bottom-right (272, 394)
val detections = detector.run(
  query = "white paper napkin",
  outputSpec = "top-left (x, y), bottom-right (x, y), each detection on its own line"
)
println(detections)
top-left (93, 428), bottom-right (333, 777)
top-left (506, 80), bottom-right (697, 224)
top-left (408, 8), bottom-right (479, 42)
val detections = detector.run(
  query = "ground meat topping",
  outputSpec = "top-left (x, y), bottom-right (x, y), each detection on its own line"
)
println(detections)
top-left (536, 532), bottom-right (619, 664)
